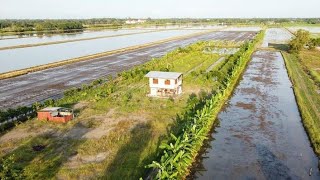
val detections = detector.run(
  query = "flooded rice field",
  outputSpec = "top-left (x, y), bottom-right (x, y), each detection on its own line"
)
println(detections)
top-left (190, 50), bottom-right (320, 179)
top-left (0, 31), bottom-right (256, 109)
top-left (0, 24), bottom-right (221, 40)
top-left (262, 28), bottom-right (293, 47)
top-left (0, 29), bottom-right (153, 48)
top-left (222, 26), bottom-right (262, 32)
top-left (0, 31), bottom-right (256, 74)
top-left (0, 25), bottom-right (186, 40)
top-left (0, 30), bottom-right (205, 73)
top-left (183, 25), bottom-right (226, 30)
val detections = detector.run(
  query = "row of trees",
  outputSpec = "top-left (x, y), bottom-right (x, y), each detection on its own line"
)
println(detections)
top-left (0, 99), bottom-right (57, 131)
top-left (1, 18), bottom-right (320, 33)
top-left (0, 20), bottom-right (83, 32)
top-left (34, 21), bottom-right (83, 31)
top-left (145, 18), bottom-right (320, 25)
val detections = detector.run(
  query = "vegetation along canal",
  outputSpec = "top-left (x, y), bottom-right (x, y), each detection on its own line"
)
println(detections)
top-left (190, 50), bottom-right (320, 179)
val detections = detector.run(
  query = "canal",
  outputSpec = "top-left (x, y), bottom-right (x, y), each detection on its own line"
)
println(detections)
top-left (190, 50), bottom-right (320, 179)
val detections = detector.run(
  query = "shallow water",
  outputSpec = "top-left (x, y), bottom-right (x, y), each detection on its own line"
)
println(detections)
top-left (0, 30), bottom-right (205, 73)
top-left (0, 25), bottom-right (186, 40)
top-left (190, 50), bottom-right (320, 179)
top-left (262, 28), bottom-right (293, 47)
top-left (0, 29), bottom-right (152, 48)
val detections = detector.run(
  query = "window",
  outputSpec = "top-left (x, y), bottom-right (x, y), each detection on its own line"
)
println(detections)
top-left (165, 79), bottom-right (170, 85)
top-left (153, 78), bottom-right (158, 84)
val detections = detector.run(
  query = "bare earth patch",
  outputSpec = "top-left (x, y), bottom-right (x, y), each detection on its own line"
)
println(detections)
top-left (73, 101), bottom-right (89, 110)
top-left (61, 109), bottom-right (149, 140)
top-left (0, 126), bottom-right (53, 144)
top-left (66, 152), bottom-right (109, 169)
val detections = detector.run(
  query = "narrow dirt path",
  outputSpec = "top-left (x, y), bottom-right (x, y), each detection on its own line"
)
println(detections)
top-left (184, 62), bottom-right (204, 75)
top-left (206, 57), bottom-right (225, 72)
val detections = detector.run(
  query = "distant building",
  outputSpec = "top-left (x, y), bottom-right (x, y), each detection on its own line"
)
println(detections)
top-left (145, 71), bottom-right (183, 97)
top-left (37, 107), bottom-right (73, 123)
top-left (125, 19), bottom-right (146, 24)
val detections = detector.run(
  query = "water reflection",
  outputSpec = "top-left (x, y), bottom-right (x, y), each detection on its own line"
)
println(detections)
top-left (189, 51), bottom-right (320, 180)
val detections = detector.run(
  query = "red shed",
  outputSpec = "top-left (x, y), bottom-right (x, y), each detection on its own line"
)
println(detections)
top-left (37, 107), bottom-right (74, 123)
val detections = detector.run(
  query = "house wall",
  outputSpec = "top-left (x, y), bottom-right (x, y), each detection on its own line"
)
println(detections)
top-left (177, 85), bottom-right (182, 94)
top-left (37, 111), bottom-right (73, 123)
top-left (148, 77), bottom-right (182, 89)
top-left (37, 112), bottom-right (50, 120)
top-left (51, 115), bottom-right (73, 123)
top-left (150, 87), bottom-right (158, 96)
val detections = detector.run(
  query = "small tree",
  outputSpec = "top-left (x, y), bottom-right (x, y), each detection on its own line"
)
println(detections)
top-left (289, 29), bottom-right (310, 53)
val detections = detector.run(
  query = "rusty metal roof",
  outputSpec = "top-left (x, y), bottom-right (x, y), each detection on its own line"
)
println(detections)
top-left (145, 71), bottom-right (182, 79)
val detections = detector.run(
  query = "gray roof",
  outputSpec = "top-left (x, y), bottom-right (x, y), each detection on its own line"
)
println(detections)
top-left (145, 71), bottom-right (182, 79)
top-left (39, 107), bottom-right (62, 112)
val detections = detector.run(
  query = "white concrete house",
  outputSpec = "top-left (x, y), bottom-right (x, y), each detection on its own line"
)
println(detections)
top-left (145, 71), bottom-right (183, 97)
top-left (125, 19), bottom-right (146, 24)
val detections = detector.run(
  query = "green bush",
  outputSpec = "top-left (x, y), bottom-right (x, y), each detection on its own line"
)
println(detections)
top-left (0, 155), bottom-right (24, 179)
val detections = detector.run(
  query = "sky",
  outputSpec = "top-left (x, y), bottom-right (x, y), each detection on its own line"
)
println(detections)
top-left (1, 0), bottom-right (319, 19)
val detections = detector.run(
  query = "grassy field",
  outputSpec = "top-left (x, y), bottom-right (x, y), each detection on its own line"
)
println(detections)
top-left (299, 50), bottom-right (320, 85)
top-left (0, 40), bottom-right (237, 179)
top-left (282, 51), bottom-right (320, 155)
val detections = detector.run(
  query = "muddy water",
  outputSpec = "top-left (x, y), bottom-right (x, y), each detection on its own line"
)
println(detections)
top-left (191, 50), bottom-right (320, 179)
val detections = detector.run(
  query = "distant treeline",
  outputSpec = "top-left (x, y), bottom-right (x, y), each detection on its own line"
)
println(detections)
top-left (1, 18), bottom-right (320, 33)
top-left (0, 20), bottom-right (84, 32)
top-left (146, 18), bottom-right (320, 25)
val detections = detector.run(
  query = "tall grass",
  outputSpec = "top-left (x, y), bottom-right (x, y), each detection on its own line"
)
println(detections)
top-left (282, 52), bottom-right (320, 155)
